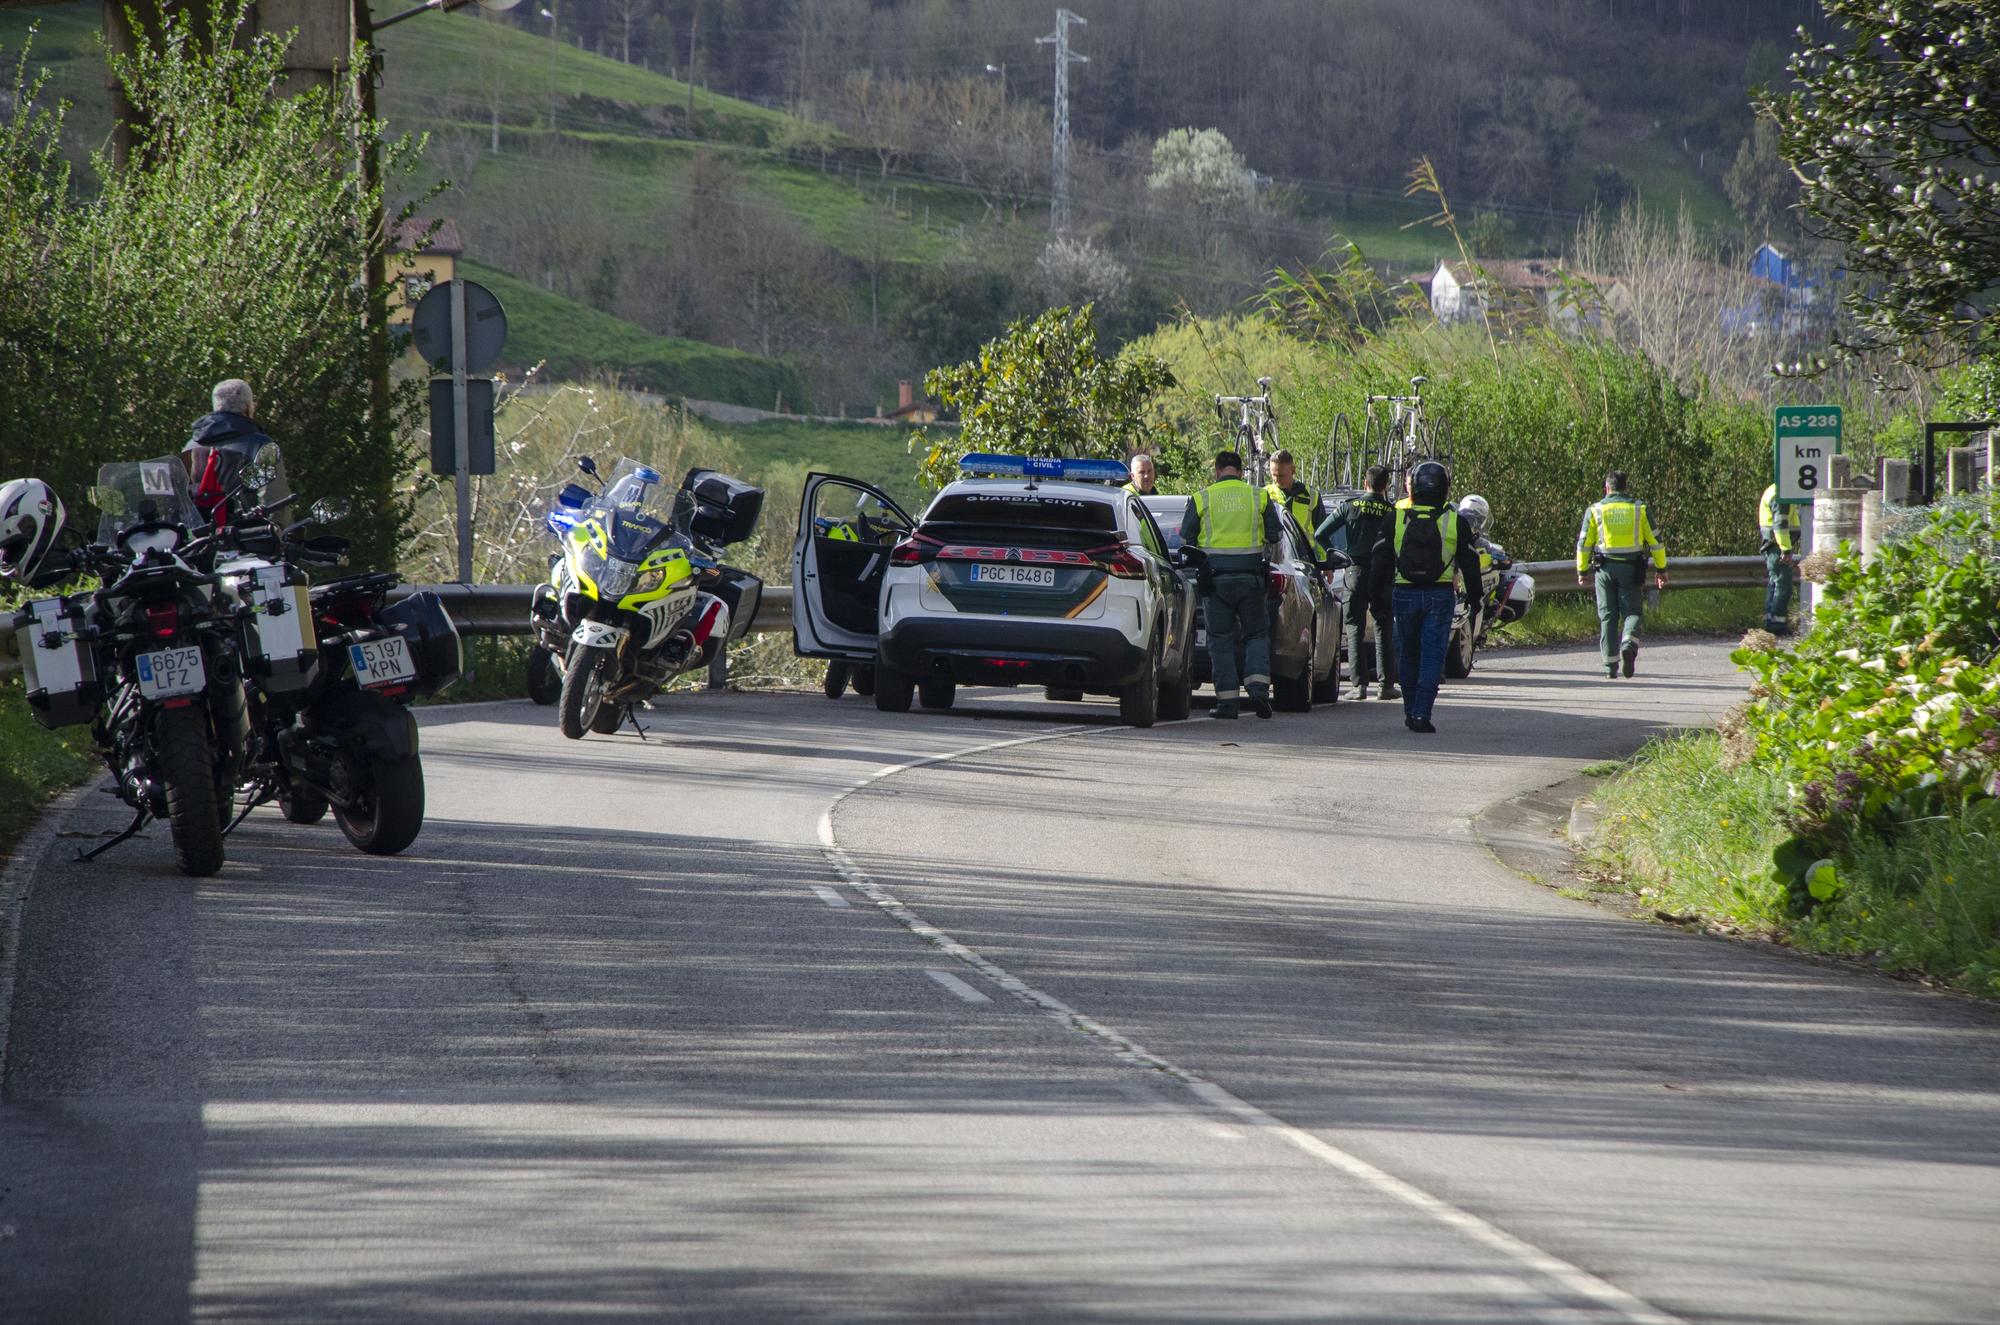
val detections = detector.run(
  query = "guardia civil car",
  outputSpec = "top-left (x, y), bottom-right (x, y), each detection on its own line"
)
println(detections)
top-left (791, 455), bottom-right (1197, 727)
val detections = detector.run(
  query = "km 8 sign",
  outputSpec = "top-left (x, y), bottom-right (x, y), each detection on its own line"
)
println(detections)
top-left (1773, 406), bottom-right (1843, 505)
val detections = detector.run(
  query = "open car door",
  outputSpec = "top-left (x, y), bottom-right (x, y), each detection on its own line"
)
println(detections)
top-left (792, 473), bottom-right (916, 661)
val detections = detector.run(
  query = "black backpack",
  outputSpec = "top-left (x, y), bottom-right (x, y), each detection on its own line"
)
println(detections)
top-left (1394, 506), bottom-right (1452, 585)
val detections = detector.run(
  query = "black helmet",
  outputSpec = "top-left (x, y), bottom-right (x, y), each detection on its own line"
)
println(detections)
top-left (1410, 460), bottom-right (1450, 505)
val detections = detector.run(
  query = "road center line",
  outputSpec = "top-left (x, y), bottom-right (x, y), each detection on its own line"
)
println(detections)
top-left (818, 723), bottom-right (1686, 1325)
top-left (925, 968), bottom-right (992, 1003)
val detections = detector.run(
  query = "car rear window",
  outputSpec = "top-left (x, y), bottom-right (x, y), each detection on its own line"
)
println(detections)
top-left (921, 491), bottom-right (1120, 543)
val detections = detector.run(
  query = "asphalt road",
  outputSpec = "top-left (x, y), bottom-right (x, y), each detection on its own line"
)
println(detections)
top-left (3, 641), bottom-right (1997, 1323)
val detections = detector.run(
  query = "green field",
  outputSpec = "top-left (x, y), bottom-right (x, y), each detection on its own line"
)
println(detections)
top-left (711, 419), bottom-right (929, 512)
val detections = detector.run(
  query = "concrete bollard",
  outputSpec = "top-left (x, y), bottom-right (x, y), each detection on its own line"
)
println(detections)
top-left (1878, 457), bottom-right (1912, 506)
top-left (1859, 490), bottom-right (1885, 565)
top-left (1948, 446), bottom-right (1977, 495)
top-left (1828, 453), bottom-right (1852, 490)
top-left (1806, 488), bottom-right (1862, 623)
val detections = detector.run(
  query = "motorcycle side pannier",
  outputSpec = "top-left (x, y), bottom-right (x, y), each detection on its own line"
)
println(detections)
top-left (708, 567), bottom-right (765, 642)
top-left (377, 590), bottom-right (464, 697)
top-left (13, 597), bottom-right (102, 729)
top-left (229, 563), bottom-right (320, 693)
top-left (680, 468), bottom-right (763, 547)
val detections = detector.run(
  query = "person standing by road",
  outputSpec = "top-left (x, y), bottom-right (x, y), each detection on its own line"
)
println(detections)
top-left (1575, 471), bottom-right (1668, 679)
top-left (1373, 460), bottom-right (1482, 733)
top-left (1263, 450), bottom-right (1322, 557)
top-left (1318, 464), bottom-right (1398, 701)
top-left (1122, 453), bottom-right (1159, 497)
top-left (1758, 481), bottom-right (1800, 635)
top-left (1181, 449), bottom-right (1282, 720)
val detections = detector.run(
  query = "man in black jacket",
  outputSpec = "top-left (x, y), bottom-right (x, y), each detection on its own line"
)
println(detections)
top-left (184, 379), bottom-right (283, 517)
top-left (1318, 464), bottom-right (1398, 701)
top-left (1372, 461), bottom-right (1483, 734)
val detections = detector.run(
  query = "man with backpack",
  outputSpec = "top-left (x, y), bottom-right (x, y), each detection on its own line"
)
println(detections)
top-left (1372, 461), bottom-right (1483, 734)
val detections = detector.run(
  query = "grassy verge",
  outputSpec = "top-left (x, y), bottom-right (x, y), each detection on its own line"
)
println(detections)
top-left (0, 680), bottom-right (97, 869)
top-left (1590, 731), bottom-right (2000, 998)
top-left (1490, 586), bottom-right (1763, 648)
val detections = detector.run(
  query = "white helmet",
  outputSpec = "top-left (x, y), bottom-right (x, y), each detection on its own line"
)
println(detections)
top-left (0, 478), bottom-right (64, 582)
top-left (1458, 493), bottom-right (1492, 535)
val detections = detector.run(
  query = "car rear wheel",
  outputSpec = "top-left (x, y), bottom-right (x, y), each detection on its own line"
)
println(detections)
top-left (851, 665), bottom-right (877, 697)
top-left (823, 660), bottom-right (851, 699)
top-left (918, 677), bottom-right (956, 711)
top-left (1157, 641), bottom-right (1193, 721)
top-left (1273, 664), bottom-right (1313, 712)
top-left (874, 665), bottom-right (915, 713)
top-left (1118, 667), bottom-right (1158, 727)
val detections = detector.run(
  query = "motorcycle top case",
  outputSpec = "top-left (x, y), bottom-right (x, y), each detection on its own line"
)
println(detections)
top-left (680, 468), bottom-right (764, 547)
top-left (221, 560), bottom-right (319, 693)
top-left (377, 590), bottom-right (464, 697)
top-left (12, 596), bottom-right (102, 729)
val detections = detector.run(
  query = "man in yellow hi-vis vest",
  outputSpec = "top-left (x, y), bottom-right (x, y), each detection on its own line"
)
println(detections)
top-left (1122, 453), bottom-right (1159, 497)
top-left (1575, 471), bottom-right (1667, 679)
top-left (1758, 481), bottom-right (1801, 635)
top-left (1263, 449), bottom-right (1323, 559)
top-left (1179, 449), bottom-right (1282, 719)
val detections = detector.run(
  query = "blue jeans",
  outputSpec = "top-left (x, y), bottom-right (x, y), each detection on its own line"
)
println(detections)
top-left (1392, 584), bottom-right (1454, 721)
top-left (1205, 572), bottom-right (1270, 701)
top-left (1763, 547), bottom-right (1794, 628)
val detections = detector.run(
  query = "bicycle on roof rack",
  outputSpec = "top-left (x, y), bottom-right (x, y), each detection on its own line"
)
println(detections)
top-left (1315, 375), bottom-right (1455, 498)
top-left (1214, 378), bottom-right (1280, 486)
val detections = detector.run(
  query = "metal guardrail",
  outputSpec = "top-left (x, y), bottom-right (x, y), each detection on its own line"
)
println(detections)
top-left (0, 583), bottom-right (795, 680)
top-left (2, 563), bottom-right (1769, 680)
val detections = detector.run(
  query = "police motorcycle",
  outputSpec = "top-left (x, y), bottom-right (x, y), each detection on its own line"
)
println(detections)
top-left (531, 456), bottom-right (764, 739)
top-left (1446, 494), bottom-right (1536, 677)
top-left (191, 444), bottom-right (461, 856)
top-left (3, 459), bottom-right (262, 876)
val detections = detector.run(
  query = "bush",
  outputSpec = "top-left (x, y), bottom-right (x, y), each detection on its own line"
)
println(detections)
top-left (0, 7), bottom-right (426, 568)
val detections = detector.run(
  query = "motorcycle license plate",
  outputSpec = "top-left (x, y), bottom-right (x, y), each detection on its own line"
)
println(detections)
top-left (350, 637), bottom-right (416, 688)
top-left (970, 563), bottom-right (1056, 587)
top-left (136, 647), bottom-right (205, 700)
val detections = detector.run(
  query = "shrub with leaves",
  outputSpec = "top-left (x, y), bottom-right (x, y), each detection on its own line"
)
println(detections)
top-left (1732, 494), bottom-right (2000, 902)
top-left (0, 6), bottom-right (427, 567)
top-left (911, 304), bottom-right (1175, 492)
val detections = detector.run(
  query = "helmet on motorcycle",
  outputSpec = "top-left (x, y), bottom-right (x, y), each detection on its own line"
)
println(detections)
top-left (0, 478), bottom-right (64, 582)
top-left (1410, 460), bottom-right (1450, 506)
top-left (1458, 493), bottom-right (1491, 535)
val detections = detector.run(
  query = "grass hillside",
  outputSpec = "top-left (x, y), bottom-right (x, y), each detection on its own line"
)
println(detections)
top-left (464, 261), bottom-right (805, 407)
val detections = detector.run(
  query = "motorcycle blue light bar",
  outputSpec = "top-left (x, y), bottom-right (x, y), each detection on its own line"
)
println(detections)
top-left (958, 453), bottom-right (1131, 484)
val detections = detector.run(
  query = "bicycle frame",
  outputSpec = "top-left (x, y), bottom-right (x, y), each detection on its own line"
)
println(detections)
top-left (1214, 377), bottom-right (1279, 485)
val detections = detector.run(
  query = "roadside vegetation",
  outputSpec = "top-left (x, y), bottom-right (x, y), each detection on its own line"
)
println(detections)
top-left (0, 681), bottom-right (96, 867)
top-left (1592, 494), bottom-right (2000, 997)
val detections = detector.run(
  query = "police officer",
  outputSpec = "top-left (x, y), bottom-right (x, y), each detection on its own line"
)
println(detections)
top-left (1122, 453), bottom-right (1159, 497)
top-left (1575, 471), bottom-right (1667, 679)
top-left (1373, 460), bottom-right (1482, 734)
top-left (1180, 449), bottom-right (1282, 720)
top-left (1318, 464), bottom-right (1398, 700)
top-left (1263, 450), bottom-right (1322, 557)
top-left (1757, 481), bottom-right (1800, 635)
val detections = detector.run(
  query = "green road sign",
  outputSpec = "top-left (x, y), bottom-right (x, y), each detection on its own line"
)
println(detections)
top-left (1774, 406), bottom-right (1842, 505)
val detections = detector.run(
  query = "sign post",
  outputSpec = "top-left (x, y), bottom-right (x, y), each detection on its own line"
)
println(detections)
top-left (410, 279), bottom-right (508, 583)
top-left (1773, 406), bottom-right (1843, 505)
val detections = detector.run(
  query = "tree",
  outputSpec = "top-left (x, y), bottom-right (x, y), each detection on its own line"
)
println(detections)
top-left (1146, 127), bottom-right (1254, 214)
top-left (1723, 116), bottom-right (1794, 241)
top-left (1032, 237), bottom-right (1130, 315)
top-left (912, 305), bottom-right (1175, 491)
top-left (1761, 1), bottom-right (2000, 361)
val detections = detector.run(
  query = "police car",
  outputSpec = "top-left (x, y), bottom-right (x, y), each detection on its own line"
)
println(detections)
top-left (791, 455), bottom-right (1197, 727)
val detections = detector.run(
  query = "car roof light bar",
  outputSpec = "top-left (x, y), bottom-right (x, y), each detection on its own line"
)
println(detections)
top-left (958, 453), bottom-right (1131, 485)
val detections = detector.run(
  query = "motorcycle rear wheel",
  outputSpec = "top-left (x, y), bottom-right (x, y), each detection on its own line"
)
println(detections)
top-left (333, 754), bottom-right (425, 855)
top-left (525, 646), bottom-right (562, 706)
top-left (157, 707), bottom-right (224, 877)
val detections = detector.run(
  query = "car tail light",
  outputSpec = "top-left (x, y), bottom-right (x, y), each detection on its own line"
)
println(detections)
top-left (1017, 548), bottom-right (1094, 566)
top-left (1267, 569), bottom-right (1288, 599)
top-left (890, 534), bottom-right (939, 567)
top-left (981, 658), bottom-right (1032, 669)
top-left (144, 602), bottom-right (179, 639)
top-left (1094, 546), bottom-right (1148, 579)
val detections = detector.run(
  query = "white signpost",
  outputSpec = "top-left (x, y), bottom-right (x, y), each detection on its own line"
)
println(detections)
top-left (1773, 405), bottom-right (1843, 505)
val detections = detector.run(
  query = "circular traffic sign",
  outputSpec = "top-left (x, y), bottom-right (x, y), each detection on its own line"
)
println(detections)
top-left (410, 279), bottom-right (509, 374)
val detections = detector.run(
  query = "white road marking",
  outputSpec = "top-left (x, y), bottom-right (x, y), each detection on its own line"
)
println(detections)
top-left (925, 968), bottom-right (992, 1003)
top-left (819, 725), bottom-right (1686, 1325)
top-left (811, 884), bottom-right (852, 908)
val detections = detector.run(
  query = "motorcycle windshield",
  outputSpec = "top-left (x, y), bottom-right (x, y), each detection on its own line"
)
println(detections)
top-left (90, 457), bottom-right (202, 545)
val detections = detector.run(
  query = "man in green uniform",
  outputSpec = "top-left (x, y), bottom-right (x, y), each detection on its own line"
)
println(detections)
top-left (1758, 481), bottom-right (1800, 635)
top-left (1122, 453), bottom-right (1158, 497)
top-left (1575, 471), bottom-right (1668, 679)
top-left (1263, 450), bottom-right (1322, 558)
top-left (1319, 464), bottom-right (1398, 700)
top-left (1180, 449), bottom-right (1282, 720)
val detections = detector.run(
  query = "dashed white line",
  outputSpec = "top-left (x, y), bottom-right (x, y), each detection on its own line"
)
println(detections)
top-left (811, 884), bottom-right (852, 908)
top-left (925, 968), bottom-right (992, 1003)
top-left (819, 725), bottom-right (1686, 1325)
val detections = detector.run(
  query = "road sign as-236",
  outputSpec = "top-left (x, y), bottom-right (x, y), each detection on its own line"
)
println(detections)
top-left (1773, 405), bottom-right (1842, 505)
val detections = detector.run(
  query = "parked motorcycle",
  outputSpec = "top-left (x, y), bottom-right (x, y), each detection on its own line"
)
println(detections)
top-left (9, 457), bottom-right (255, 875)
top-left (199, 446), bottom-right (462, 855)
top-left (530, 456), bottom-right (764, 739)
